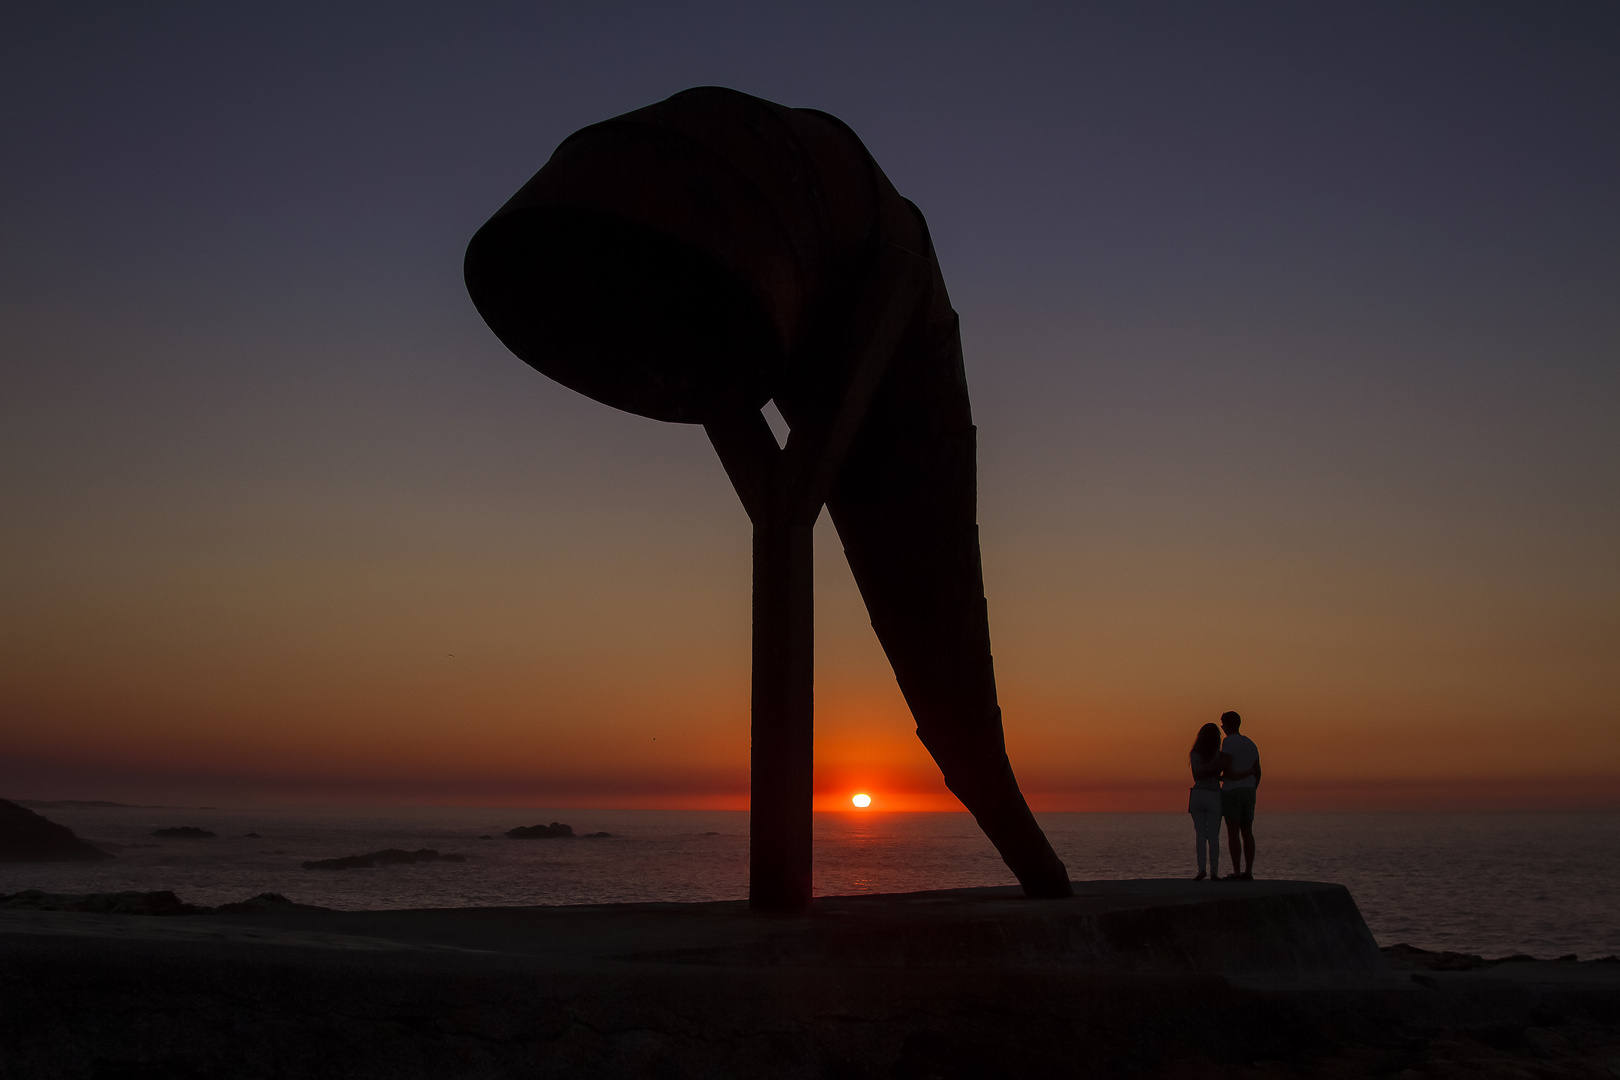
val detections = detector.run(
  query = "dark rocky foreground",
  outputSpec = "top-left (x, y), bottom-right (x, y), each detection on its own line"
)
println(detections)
top-left (1, 881), bottom-right (1616, 1079)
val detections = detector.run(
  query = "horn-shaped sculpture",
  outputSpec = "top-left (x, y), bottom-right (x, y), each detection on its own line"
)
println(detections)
top-left (465, 87), bottom-right (1071, 909)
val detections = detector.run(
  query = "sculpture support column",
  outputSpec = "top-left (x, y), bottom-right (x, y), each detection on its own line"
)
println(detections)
top-left (747, 512), bottom-right (816, 910)
top-left (704, 241), bottom-right (931, 911)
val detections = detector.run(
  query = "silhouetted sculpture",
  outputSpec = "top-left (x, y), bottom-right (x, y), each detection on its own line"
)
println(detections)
top-left (466, 87), bottom-right (1071, 909)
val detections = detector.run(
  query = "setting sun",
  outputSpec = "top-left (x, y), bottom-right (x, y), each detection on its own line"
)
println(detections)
top-left (851, 793), bottom-right (871, 808)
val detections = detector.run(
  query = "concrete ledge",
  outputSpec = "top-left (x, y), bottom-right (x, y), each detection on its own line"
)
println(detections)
top-left (621, 880), bottom-right (1388, 975)
top-left (0, 879), bottom-right (1385, 976)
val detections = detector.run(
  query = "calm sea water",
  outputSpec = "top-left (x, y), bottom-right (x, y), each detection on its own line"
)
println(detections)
top-left (3, 807), bottom-right (1616, 959)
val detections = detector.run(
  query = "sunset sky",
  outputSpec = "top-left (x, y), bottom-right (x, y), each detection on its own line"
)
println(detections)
top-left (3, 2), bottom-right (1616, 811)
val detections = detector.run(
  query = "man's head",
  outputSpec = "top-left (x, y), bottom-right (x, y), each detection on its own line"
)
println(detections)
top-left (1220, 710), bottom-right (1241, 734)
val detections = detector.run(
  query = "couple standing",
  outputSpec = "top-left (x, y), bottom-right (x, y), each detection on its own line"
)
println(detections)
top-left (1187, 710), bottom-right (1260, 881)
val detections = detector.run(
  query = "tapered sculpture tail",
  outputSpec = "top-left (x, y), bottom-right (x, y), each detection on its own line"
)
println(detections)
top-left (818, 263), bottom-right (1071, 898)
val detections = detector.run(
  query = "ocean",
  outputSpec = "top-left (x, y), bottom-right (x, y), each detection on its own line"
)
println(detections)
top-left (4, 806), bottom-right (1616, 959)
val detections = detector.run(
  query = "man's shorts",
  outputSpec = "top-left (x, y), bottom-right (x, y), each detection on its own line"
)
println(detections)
top-left (1221, 787), bottom-right (1257, 826)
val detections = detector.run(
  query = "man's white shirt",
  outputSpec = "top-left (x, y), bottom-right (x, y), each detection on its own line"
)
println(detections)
top-left (1221, 733), bottom-right (1258, 789)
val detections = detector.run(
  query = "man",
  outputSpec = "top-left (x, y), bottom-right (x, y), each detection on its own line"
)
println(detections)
top-left (1218, 710), bottom-right (1261, 880)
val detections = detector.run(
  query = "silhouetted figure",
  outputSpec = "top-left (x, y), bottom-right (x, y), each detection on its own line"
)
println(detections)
top-left (464, 87), bottom-right (1069, 907)
top-left (1187, 722), bottom-right (1225, 880)
top-left (1219, 711), bottom-right (1261, 879)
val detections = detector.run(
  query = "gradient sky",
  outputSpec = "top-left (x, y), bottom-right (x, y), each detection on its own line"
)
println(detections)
top-left (3, 2), bottom-right (1616, 810)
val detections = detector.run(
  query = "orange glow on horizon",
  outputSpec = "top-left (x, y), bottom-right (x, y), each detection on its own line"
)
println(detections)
top-left (811, 789), bottom-right (962, 812)
top-left (5, 532), bottom-right (1617, 815)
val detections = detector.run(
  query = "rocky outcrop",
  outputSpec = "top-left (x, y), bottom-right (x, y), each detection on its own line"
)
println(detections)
top-left (213, 892), bottom-right (331, 914)
top-left (504, 823), bottom-right (612, 839)
top-left (0, 798), bottom-right (114, 862)
top-left (301, 848), bottom-right (467, 870)
top-left (0, 889), bottom-right (330, 915)
top-left (506, 822), bottom-right (574, 839)
top-left (3, 887), bottom-right (1619, 1080)
top-left (1380, 942), bottom-right (1572, 970)
top-left (0, 889), bottom-right (208, 915)
top-left (152, 826), bottom-right (215, 838)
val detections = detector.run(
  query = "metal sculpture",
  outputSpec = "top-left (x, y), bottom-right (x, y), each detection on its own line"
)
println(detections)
top-left (465, 87), bottom-right (1071, 909)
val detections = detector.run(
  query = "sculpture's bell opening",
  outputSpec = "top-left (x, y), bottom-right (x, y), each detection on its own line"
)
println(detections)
top-left (464, 207), bottom-right (784, 424)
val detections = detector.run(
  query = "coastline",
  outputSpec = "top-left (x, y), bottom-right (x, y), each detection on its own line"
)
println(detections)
top-left (9, 806), bottom-right (1618, 960)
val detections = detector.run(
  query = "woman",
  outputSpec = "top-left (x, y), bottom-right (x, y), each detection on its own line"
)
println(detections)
top-left (1188, 723), bottom-right (1226, 880)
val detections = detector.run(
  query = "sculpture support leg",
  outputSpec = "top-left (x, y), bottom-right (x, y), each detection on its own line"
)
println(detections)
top-left (748, 514), bottom-right (816, 911)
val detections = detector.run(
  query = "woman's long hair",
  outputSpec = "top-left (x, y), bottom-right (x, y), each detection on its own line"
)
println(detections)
top-left (1191, 723), bottom-right (1221, 760)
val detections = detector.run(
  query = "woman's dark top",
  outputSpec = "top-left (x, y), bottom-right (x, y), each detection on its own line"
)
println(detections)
top-left (1190, 752), bottom-right (1221, 791)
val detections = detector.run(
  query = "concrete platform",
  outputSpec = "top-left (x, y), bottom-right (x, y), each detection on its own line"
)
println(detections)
top-left (0, 879), bottom-right (1382, 974)
top-left (3, 880), bottom-right (1617, 1078)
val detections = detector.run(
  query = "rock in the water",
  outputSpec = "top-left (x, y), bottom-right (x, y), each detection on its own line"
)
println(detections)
top-left (581, 831), bottom-right (613, 839)
top-left (152, 826), bottom-right (215, 838)
top-left (0, 799), bottom-right (114, 862)
top-left (302, 848), bottom-right (467, 870)
top-left (302, 853), bottom-right (376, 870)
top-left (0, 889), bottom-right (207, 915)
top-left (213, 892), bottom-right (330, 914)
top-left (244, 831), bottom-right (261, 838)
top-left (505, 821), bottom-right (575, 839)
